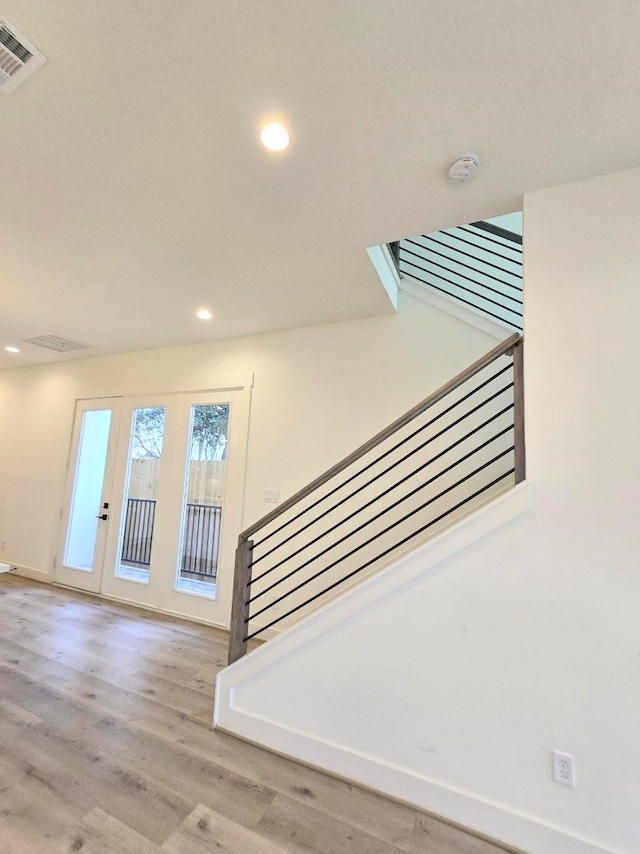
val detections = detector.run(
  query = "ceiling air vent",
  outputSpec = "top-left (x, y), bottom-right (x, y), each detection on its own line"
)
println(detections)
top-left (22, 334), bottom-right (95, 353)
top-left (0, 17), bottom-right (46, 95)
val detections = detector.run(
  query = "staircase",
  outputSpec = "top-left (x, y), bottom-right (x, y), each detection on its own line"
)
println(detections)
top-left (393, 218), bottom-right (523, 332)
top-left (228, 332), bottom-right (524, 664)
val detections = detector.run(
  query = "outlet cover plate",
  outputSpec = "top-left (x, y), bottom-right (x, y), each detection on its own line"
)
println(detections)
top-left (553, 750), bottom-right (576, 786)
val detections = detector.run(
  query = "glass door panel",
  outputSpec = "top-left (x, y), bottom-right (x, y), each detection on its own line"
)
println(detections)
top-left (160, 388), bottom-right (250, 627)
top-left (64, 409), bottom-right (111, 571)
top-left (116, 406), bottom-right (166, 584)
top-left (55, 399), bottom-right (122, 594)
top-left (175, 403), bottom-right (230, 598)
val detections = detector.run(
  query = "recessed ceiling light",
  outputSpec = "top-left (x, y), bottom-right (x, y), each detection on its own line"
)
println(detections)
top-left (4, 346), bottom-right (20, 353)
top-left (196, 308), bottom-right (213, 320)
top-left (260, 122), bottom-right (290, 152)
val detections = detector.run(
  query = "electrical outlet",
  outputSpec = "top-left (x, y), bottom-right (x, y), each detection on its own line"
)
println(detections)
top-left (0, 538), bottom-right (5, 550)
top-left (264, 488), bottom-right (280, 504)
top-left (553, 750), bottom-right (576, 786)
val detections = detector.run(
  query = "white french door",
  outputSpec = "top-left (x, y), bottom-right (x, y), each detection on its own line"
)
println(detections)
top-left (56, 386), bottom-right (249, 627)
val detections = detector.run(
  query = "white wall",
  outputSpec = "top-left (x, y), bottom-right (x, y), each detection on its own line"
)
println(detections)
top-left (216, 166), bottom-right (640, 854)
top-left (0, 291), bottom-right (496, 594)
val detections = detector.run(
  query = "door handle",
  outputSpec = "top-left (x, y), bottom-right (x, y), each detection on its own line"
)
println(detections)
top-left (95, 514), bottom-right (108, 520)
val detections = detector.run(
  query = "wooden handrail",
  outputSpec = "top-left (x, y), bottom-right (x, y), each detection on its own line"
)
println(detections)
top-left (240, 332), bottom-right (521, 540)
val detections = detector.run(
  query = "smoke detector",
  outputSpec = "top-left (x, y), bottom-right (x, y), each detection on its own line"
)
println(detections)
top-left (448, 154), bottom-right (480, 183)
top-left (0, 16), bottom-right (46, 95)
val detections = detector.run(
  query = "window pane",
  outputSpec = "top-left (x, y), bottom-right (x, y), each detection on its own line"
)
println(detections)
top-left (117, 407), bottom-right (166, 583)
top-left (176, 403), bottom-right (229, 597)
top-left (64, 409), bottom-right (111, 571)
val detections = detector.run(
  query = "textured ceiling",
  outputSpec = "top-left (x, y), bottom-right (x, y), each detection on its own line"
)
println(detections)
top-left (2, 0), bottom-right (640, 368)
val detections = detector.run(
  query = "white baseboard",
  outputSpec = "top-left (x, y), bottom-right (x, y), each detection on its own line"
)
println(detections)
top-left (217, 710), bottom-right (619, 854)
top-left (10, 563), bottom-right (52, 582)
top-left (51, 584), bottom-right (230, 634)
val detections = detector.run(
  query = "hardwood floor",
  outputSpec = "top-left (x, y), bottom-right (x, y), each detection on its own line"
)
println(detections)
top-left (0, 575), bottom-right (517, 853)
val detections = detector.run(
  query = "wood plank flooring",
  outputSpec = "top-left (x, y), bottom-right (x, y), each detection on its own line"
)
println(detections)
top-left (0, 575), bottom-right (517, 853)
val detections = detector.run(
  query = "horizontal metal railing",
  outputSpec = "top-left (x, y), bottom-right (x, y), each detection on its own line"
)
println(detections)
top-left (397, 220), bottom-right (523, 331)
top-left (121, 499), bottom-right (222, 580)
top-left (228, 334), bottom-right (525, 664)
